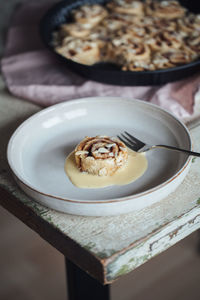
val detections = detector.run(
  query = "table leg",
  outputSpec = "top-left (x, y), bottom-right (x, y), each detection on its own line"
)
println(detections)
top-left (197, 229), bottom-right (200, 253)
top-left (65, 258), bottom-right (110, 300)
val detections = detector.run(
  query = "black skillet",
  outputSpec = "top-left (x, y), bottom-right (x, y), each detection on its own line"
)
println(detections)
top-left (40, 0), bottom-right (200, 86)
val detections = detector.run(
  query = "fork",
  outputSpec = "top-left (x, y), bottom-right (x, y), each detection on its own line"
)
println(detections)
top-left (118, 131), bottom-right (200, 157)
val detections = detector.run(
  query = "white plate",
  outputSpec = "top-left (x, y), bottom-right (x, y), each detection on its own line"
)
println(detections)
top-left (7, 97), bottom-right (191, 216)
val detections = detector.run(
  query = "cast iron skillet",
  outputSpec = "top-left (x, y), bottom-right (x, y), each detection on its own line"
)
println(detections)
top-left (40, 0), bottom-right (200, 86)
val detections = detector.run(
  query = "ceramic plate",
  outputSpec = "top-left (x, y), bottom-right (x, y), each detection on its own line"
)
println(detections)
top-left (7, 97), bottom-right (191, 216)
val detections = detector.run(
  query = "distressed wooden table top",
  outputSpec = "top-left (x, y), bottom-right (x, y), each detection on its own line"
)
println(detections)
top-left (1, 76), bottom-right (200, 284)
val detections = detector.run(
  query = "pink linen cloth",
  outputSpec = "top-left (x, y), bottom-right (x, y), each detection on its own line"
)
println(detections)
top-left (1, 2), bottom-right (200, 120)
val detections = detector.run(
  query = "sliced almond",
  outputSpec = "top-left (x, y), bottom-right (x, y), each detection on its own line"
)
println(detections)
top-left (106, 143), bottom-right (116, 148)
top-left (97, 147), bottom-right (110, 153)
top-left (75, 150), bottom-right (89, 156)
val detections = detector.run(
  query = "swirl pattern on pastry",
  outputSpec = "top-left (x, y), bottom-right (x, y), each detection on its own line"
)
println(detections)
top-left (72, 4), bottom-right (108, 27)
top-left (112, 34), bottom-right (151, 63)
top-left (166, 50), bottom-right (191, 65)
top-left (118, 25), bottom-right (147, 40)
top-left (153, 18), bottom-right (177, 31)
top-left (147, 31), bottom-right (182, 52)
top-left (120, 43), bottom-right (151, 64)
top-left (186, 34), bottom-right (200, 53)
top-left (55, 38), bottom-right (103, 65)
top-left (146, 0), bottom-right (185, 20)
top-left (178, 14), bottom-right (200, 34)
top-left (100, 13), bottom-right (132, 33)
top-left (107, 0), bottom-right (144, 15)
top-left (152, 50), bottom-right (192, 69)
top-left (75, 136), bottom-right (128, 176)
top-left (60, 23), bottom-right (91, 38)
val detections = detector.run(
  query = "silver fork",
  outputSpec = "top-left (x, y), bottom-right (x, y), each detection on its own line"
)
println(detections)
top-left (118, 131), bottom-right (200, 157)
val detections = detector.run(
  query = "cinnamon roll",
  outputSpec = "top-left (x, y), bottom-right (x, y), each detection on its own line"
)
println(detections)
top-left (72, 4), bottom-right (108, 28)
top-left (107, 0), bottom-right (144, 16)
top-left (166, 50), bottom-right (191, 65)
top-left (178, 14), bottom-right (200, 34)
top-left (60, 23), bottom-right (91, 38)
top-left (74, 136), bottom-right (128, 176)
top-left (146, 0), bottom-right (185, 20)
top-left (178, 16), bottom-right (196, 34)
top-left (152, 52), bottom-right (175, 69)
top-left (147, 31), bottom-right (182, 52)
top-left (186, 34), bottom-right (200, 53)
top-left (152, 50), bottom-right (191, 69)
top-left (55, 38), bottom-right (103, 65)
top-left (153, 18), bottom-right (177, 32)
top-left (121, 43), bottom-right (151, 64)
top-left (118, 25), bottom-right (147, 40)
top-left (112, 35), bottom-right (151, 63)
top-left (100, 14), bottom-right (128, 33)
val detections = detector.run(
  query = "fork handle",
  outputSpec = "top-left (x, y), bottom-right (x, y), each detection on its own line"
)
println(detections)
top-left (154, 145), bottom-right (200, 157)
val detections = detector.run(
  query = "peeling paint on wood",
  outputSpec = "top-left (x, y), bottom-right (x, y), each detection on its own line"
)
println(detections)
top-left (105, 207), bottom-right (200, 283)
top-left (192, 157), bottom-right (197, 163)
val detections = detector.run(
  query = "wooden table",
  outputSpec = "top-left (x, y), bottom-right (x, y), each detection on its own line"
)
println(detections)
top-left (1, 76), bottom-right (200, 300)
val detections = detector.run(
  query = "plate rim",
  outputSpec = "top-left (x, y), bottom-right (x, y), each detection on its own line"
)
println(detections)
top-left (7, 96), bottom-right (192, 204)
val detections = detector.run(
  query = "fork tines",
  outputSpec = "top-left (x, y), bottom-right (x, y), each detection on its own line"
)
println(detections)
top-left (117, 131), bottom-right (145, 152)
